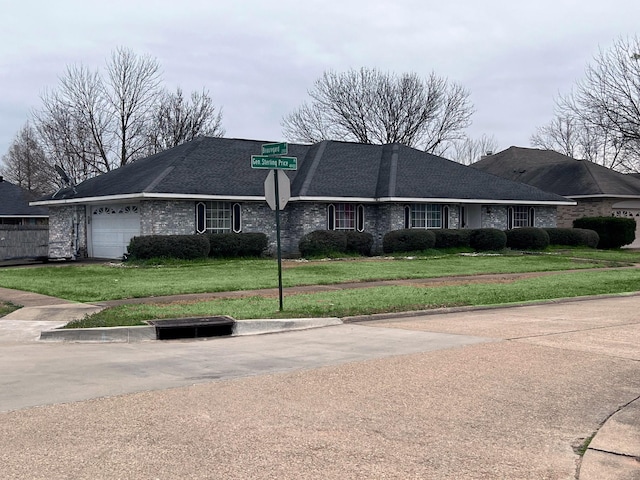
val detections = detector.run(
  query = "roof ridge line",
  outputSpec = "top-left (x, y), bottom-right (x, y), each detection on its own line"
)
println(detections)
top-left (299, 141), bottom-right (329, 197)
top-left (142, 141), bottom-right (201, 192)
top-left (581, 160), bottom-right (606, 195)
top-left (388, 144), bottom-right (399, 197)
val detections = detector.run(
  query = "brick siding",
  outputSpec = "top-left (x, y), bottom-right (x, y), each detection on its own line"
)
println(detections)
top-left (47, 201), bottom-right (560, 258)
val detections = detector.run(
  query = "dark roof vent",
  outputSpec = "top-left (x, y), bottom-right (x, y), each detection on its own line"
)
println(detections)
top-left (0, 176), bottom-right (3, 182)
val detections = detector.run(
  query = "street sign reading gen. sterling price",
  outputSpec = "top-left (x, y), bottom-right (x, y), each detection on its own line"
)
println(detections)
top-left (251, 155), bottom-right (298, 170)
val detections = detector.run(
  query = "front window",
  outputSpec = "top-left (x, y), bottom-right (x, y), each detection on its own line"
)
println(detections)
top-left (508, 206), bottom-right (535, 229)
top-left (196, 201), bottom-right (241, 234)
top-left (328, 203), bottom-right (365, 231)
top-left (404, 204), bottom-right (442, 229)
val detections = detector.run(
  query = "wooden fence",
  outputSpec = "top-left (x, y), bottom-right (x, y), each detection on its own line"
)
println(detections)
top-left (0, 226), bottom-right (49, 260)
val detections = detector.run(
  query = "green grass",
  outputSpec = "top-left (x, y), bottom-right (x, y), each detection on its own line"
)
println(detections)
top-left (66, 268), bottom-right (640, 328)
top-left (575, 432), bottom-right (598, 456)
top-left (0, 252), bottom-right (628, 303)
top-left (0, 301), bottom-right (19, 317)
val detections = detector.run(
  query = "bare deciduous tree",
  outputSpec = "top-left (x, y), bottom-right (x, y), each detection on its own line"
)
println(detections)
top-left (531, 115), bottom-right (580, 159)
top-left (35, 64), bottom-right (111, 182)
top-left (0, 123), bottom-right (55, 195)
top-left (450, 134), bottom-right (499, 165)
top-left (531, 113), bottom-right (628, 170)
top-left (105, 47), bottom-right (162, 166)
top-left (18, 47), bottom-right (224, 185)
top-left (282, 68), bottom-right (474, 153)
top-left (146, 87), bottom-right (225, 154)
top-left (534, 36), bottom-right (640, 172)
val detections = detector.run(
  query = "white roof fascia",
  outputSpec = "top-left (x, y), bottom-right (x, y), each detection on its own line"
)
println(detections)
top-left (32, 192), bottom-right (576, 207)
top-left (568, 194), bottom-right (640, 200)
top-left (31, 192), bottom-right (265, 206)
top-left (376, 197), bottom-right (577, 206)
top-left (293, 196), bottom-right (377, 203)
top-left (294, 196), bottom-right (575, 206)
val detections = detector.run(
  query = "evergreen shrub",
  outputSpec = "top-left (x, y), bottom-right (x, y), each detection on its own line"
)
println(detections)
top-left (208, 233), bottom-right (268, 257)
top-left (469, 228), bottom-right (507, 252)
top-left (127, 235), bottom-right (210, 260)
top-left (382, 229), bottom-right (436, 253)
top-left (345, 231), bottom-right (374, 256)
top-left (433, 229), bottom-right (472, 248)
top-left (544, 228), bottom-right (599, 248)
top-left (573, 217), bottom-right (636, 249)
top-left (298, 230), bottom-right (349, 257)
top-left (505, 227), bottom-right (550, 250)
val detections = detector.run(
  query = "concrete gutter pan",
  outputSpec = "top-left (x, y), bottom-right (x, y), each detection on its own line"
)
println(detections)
top-left (39, 317), bottom-right (343, 343)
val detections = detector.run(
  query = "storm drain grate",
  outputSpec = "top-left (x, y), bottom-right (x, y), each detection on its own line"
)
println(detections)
top-left (148, 316), bottom-right (236, 340)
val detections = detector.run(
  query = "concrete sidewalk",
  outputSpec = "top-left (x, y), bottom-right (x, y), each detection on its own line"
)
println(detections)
top-left (0, 286), bottom-right (105, 342)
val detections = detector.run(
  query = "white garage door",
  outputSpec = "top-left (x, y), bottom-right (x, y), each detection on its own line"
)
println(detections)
top-left (91, 205), bottom-right (141, 259)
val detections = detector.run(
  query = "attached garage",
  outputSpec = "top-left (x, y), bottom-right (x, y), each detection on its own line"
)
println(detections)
top-left (90, 204), bottom-right (140, 259)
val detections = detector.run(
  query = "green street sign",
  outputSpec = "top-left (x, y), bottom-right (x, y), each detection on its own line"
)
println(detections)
top-left (251, 155), bottom-right (298, 170)
top-left (261, 142), bottom-right (288, 156)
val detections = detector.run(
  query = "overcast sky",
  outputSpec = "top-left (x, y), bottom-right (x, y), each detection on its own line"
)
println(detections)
top-left (1, 0), bottom-right (639, 160)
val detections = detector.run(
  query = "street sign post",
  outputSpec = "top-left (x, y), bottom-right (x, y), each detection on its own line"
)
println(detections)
top-left (250, 142), bottom-right (298, 311)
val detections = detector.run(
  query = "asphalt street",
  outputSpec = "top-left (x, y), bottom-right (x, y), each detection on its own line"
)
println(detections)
top-left (1, 294), bottom-right (639, 479)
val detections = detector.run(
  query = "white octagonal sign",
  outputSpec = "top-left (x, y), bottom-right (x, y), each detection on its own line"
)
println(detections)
top-left (264, 170), bottom-right (291, 210)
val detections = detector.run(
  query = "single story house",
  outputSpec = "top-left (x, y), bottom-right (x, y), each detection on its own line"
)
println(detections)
top-left (32, 137), bottom-right (574, 259)
top-left (0, 176), bottom-right (49, 260)
top-left (472, 146), bottom-right (640, 247)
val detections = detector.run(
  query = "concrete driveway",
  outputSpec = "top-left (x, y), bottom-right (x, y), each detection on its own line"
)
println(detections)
top-left (1, 295), bottom-right (639, 479)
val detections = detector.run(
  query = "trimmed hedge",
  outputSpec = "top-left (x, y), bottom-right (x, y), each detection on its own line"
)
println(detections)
top-left (345, 231), bottom-right (374, 256)
top-left (382, 229), bottom-right (436, 253)
top-left (208, 233), bottom-right (268, 258)
top-left (127, 235), bottom-right (210, 260)
top-left (505, 227), bottom-right (550, 250)
top-left (298, 230), bottom-right (374, 257)
top-left (433, 229), bottom-right (471, 248)
top-left (469, 228), bottom-right (507, 252)
top-left (299, 231), bottom-right (348, 257)
top-left (573, 217), bottom-right (636, 249)
top-left (544, 228), bottom-right (599, 248)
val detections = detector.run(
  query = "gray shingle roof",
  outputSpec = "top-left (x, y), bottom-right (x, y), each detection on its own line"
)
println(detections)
top-left (0, 179), bottom-right (49, 216)
top-left (472, 146), bottom-right (640, 197)
top-left (40, 137), bottom-right (572, 204)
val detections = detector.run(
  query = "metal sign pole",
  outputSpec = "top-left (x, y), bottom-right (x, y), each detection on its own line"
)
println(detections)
top-left (273, 169), bottom-right (284, 311)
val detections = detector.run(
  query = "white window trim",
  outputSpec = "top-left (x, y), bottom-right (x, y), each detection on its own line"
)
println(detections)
top-left (196, 201), bottom-right (242, 234)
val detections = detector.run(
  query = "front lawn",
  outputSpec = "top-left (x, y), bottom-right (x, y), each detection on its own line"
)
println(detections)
top-left (0, 251), bottom-right (631, 303)
top-left (66, 268), bottom-right (640, 328)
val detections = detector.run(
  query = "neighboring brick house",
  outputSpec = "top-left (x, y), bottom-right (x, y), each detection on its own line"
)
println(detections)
top-left (32, 137), bottom-right (573, 259)
top-left (0, 176), bottom-right (49, 260)
top-left (472, 147), bottom-right (640, 247)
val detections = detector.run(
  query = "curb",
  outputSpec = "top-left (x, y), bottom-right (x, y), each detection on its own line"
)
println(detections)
top-left (39, 317), bottom-right (343, 343)
top-left (342, 291), bottom-right (640, 324)
top-left (578, 397), bottom-right (640, 479)
top-left (233, 317), bottom-right (342, 336)
top-left (39, 325), bottom-right (157, 343)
